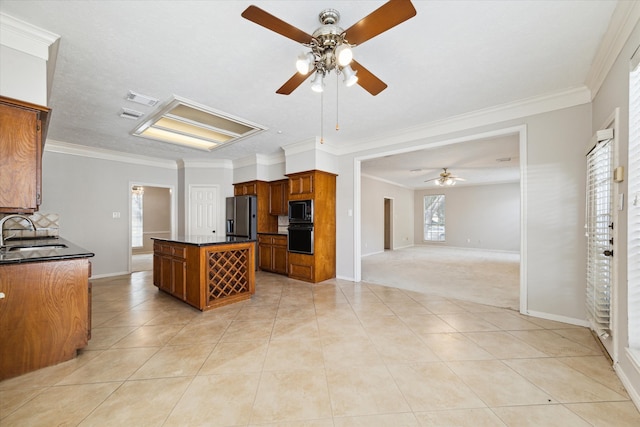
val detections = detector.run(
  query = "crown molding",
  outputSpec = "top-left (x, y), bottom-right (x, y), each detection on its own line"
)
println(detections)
top-left (232, 152), bottom-right (285, 169)
top-left (178, 158), bottom-right (233, 169)
top-left (282, 136), bottom-right (341, 157)
top-left (0, 13), bottom-right (59, 60)
top-left (585, 1), bottom-right (640, 99)
top-left (45, 139), bottom-right (177, 169)
top-left (337, 86), bottom-right (591, 156)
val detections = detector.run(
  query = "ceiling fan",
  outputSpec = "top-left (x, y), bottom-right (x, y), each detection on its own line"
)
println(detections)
top-left (424, 168), bottom-right (466, 186)
top-left (241, 0), bottom-right (417, 96)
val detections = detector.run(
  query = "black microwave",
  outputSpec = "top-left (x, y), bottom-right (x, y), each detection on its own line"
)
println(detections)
top-left (288, 199), bottom-right (313, 223)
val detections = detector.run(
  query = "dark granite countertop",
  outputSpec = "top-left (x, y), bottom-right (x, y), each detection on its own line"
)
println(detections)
top-left (151, 235), bottom-right (256, 246)
top-left (0, 237), bottom-right (94, 265)
top-left (258, 232), bottom-right (288, 236)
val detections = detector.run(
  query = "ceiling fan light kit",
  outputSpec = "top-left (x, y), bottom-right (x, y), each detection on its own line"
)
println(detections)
top-left (241, 0), bottom-right (416, 96)
top-left (425, 168), bottom-right (466, 186)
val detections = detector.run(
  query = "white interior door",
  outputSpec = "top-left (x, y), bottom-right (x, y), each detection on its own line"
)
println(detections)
top-left (189, 186), bottom-right (218, 236)
top-left (585, 135), bottom-right (614, 357)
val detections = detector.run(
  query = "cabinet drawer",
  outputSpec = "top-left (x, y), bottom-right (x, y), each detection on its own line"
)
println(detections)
top-left (273, 235), bottom-right (287, 246)
top-left (288, 262), bottom-right (313, 281)
top-left (258, 235), bottom-right (274, 245)
top-left (171, 246), bottom-right (186, 259)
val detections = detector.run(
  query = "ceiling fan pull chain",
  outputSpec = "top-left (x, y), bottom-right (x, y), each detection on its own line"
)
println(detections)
top-left (336, 73), bottom-right (340, 131)
top-left (320, 89), bottom-right (324, 144)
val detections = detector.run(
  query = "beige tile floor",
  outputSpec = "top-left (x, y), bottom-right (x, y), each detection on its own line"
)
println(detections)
top-left (1, 270), bottom-right (639, 426)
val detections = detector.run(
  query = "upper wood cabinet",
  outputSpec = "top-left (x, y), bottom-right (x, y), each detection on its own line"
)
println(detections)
top-left (268, 179), bottom-right (288, 215)
top-left (288, 172), bottom-right (314, 199)
top-left (0, 96), bottom-right (50, 214)
top-left (233, 181), bottom-right (257, 196)
top-left (233, 180), bottom-right (277, 233)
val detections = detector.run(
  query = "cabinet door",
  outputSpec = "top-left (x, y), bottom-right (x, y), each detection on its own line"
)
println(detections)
top-left (171, 258), bottom-right (186, 299)
top-left (0, 103), bottom-right (41, 213)
top-left (288, 173), bottom-right (314, 198)
top-left (273, 244), bottom-right (288, 274)
top-left (258, 241), bottom-right (274, 271)
top-left (269, 180), bottom-right (287, 215)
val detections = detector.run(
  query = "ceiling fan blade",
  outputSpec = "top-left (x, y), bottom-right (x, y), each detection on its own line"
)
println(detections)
top-left (351, 60), bottom-right (387, 95)
top-left (344, 0), bottom-right (417, 46)
top-left (276, 72), bottom-right (311, 95)
top-left (241, 5), bottom-right (312, 44)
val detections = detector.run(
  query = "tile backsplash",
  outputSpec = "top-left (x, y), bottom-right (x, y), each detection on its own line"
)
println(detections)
top-left (277, 215), bottom-right (289, 234)
top-left (0, 213), bottom-right (60, 239)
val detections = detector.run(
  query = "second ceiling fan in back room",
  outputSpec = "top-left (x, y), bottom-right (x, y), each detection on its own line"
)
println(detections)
top-left (241, 0), bottom-right (417, 96)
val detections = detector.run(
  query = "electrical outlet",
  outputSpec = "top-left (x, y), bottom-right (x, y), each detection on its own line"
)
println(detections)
top-left (112, 212), bottom-right (121, 219)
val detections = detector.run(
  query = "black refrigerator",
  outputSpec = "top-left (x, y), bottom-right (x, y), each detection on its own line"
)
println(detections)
top-left (225, 195), bottom-right (257, 240)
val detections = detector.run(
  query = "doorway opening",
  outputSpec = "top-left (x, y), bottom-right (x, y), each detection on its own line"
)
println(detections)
top-left (384, 198), bottom-right (393, 250)
top-left (355, 125), bottom-right (526, 312)
top-left (129, 183), bottom-right (175, 273)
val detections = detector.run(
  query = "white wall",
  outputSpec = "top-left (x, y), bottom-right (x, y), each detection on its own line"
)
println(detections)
top-left (590, 17), bottom-right (640, 408)
top-left (360, 175), bottom-right (414, 256)
top-left (40, 151), bottom-right (177, 277)
top-left (415, 183), bottom-right (520, 252)
top-left (0, 45), bottom-right (47, 105)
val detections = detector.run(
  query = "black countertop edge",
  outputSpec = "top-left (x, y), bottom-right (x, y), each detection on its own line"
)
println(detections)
top-left (258, 232), bottom-right (288, 236)
top-left (151, 236), bottom-right (256, 246)
top-left (0, 237), bottom-right (95, 265)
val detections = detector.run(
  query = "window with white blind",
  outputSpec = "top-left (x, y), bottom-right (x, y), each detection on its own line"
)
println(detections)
top-left (586, 137), bottom-right (614, 344)
top-left (628, 55), bottom-right (640, 354)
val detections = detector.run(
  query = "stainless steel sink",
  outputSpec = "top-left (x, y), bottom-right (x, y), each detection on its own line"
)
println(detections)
top-left (7, 244), bottom-right (68, 252)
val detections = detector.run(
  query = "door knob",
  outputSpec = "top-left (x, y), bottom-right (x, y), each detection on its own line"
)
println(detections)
top-left (603, 250), bottom-right (614, 257)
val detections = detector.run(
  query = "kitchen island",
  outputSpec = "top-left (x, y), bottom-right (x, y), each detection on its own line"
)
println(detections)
top-left (152, 236), bottom-right (255, 311)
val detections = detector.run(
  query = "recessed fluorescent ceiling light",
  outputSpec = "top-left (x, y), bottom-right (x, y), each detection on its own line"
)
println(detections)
top-left (132, 96), bottom-right (267, 151)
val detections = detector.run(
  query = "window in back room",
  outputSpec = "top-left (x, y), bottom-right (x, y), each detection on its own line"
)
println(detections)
top-left (424, 194), bottom-right (445, 242)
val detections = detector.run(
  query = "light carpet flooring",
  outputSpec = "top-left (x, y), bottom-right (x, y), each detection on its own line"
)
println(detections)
top-left (1, 269), bottom-right (639, 426)
top-left (362, 246), bottom-right (520, 310)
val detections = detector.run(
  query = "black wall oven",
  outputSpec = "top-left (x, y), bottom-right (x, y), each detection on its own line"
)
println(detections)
top-left (288, 224), bottom-right (313, 254)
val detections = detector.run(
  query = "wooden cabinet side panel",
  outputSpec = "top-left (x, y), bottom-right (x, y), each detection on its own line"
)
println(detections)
top-left (0, 259), bottom-right (90, 380)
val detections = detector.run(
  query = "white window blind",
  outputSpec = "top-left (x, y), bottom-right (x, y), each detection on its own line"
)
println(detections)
top-left (628, 60), bottom-right (640, 349)
top-left (586, 138), bottom-right (614, 338)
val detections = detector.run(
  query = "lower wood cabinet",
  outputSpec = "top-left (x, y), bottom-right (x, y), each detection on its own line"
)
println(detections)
top-left (153, 241), bottom-right (188, 302)
top-left (0, 258), bottom-right (92, 380)
top-left (288, 252), bottom-right (315, 282)
top-left (258, 234), bottom-right (288, 275)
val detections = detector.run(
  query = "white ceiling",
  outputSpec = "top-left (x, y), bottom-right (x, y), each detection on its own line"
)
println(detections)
top-left (0, 0), bottom-right (617, 187)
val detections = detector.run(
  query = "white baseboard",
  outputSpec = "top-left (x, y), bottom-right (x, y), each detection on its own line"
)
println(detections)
top-left (615, 352), bottom-right (640, 411)
top-left (525, 309), bottom-right (589, 327)
top-left (91, 271), bottom-right (130, 280)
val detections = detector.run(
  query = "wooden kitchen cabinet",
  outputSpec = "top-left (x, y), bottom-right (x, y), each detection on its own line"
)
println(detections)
top-left (153, 241), bottom-right (187, 300)
top-left (234, 181), bottom-right (257, 196)
top-left (288, 172), bottom-right (314, 198)
top-left (268, 179), bottom-right (288, 215)
top-left (0, 258), bottom-right (91, 380)
top-left (0, 96), bottom-right (51, 214)
top-left (233, 180), bottom-right (277, 233)
top-left (258, 234), bottom-right (288, 274)
top-left (286, 170), bottom-right (337, 283)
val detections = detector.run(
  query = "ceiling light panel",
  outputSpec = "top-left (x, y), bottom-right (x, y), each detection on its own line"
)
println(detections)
top-left (132, 96), bottom-right (267, 151)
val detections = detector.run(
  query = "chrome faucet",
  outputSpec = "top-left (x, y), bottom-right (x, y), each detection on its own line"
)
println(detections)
top-left (0, 214), bottom-right (37, 248)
